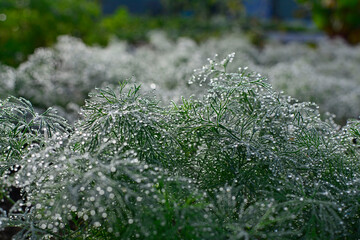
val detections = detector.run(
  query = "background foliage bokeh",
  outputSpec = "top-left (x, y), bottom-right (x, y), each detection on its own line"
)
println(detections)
top-left (297, 0), bottom-right (360, 44)
top-left (1, 0), bottom-right (360, 67)
top-left (0, 0), bottom-right (106, 66)
top-left (0, 0), bottom-right (244, 67)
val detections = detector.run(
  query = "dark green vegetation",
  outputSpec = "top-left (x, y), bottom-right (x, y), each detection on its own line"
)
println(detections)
top-left (3, 0), bottom-right (348, 68)
top-left (297, 0), bottom-right (360, 44)
top-left (0, 0), bottom-right (103, 66)
top-left (1, 56), bottom-right (360, 239)
top-left (0, 0), bottom-right (242, 67)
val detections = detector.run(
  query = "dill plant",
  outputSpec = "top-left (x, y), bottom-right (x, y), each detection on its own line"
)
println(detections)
top-left (172, 54), bottom-right (360, 239)
top-left (1, 54), bottom-right (360, 239)
top-left (0, 96), bottom-right (71, 174)
top-left (1, 83), bottom-right (222, 239)
top-left (0, 96), bottom-right (71, 238)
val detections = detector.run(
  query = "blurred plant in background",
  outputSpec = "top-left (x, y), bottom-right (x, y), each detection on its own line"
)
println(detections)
top-left (297, 0), bottom-right (360, 44)
top-left (2, 32), bottom-right (360, 125)
top-left (0, 0), bottom-right (246, 67)
top-left (1, 0), bottom-right (360, 68)
top-left (100, 7), bottom-right (238, 45)
top-left (0, 0), bottom-right (106, 66)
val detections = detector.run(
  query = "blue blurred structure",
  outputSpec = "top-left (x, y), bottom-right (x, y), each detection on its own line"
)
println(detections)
top-left (101, 0), bottom-right (309, 21)
top-left (101, 0), bottom-right (162, 15)
top-left (243, 0), bottom-right (272, 19)
top-left (243, 0), bottom-right (308, 20)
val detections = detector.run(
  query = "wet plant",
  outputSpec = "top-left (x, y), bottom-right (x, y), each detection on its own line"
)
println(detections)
top-left (0, 96), bottom-right (71, 238)
top-left (1, 55), bottom-right (360, 239)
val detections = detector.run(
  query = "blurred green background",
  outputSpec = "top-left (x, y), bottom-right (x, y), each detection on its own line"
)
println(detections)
top-left (0, 0), bottom-right (359, 67)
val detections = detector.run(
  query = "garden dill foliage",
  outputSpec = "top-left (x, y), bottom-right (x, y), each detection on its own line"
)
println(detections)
top-left (1, 55), bottom-right (360, 239)
top-left (0, 96), bottom-right (71, 174)
top-left (0, 96), bottom-right (71, 238)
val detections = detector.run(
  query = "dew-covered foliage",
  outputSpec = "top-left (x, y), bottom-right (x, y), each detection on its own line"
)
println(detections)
top-left (0, 96), bottom-right (71, 175)
top-left (1, 55), bottom-right (360, 239)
